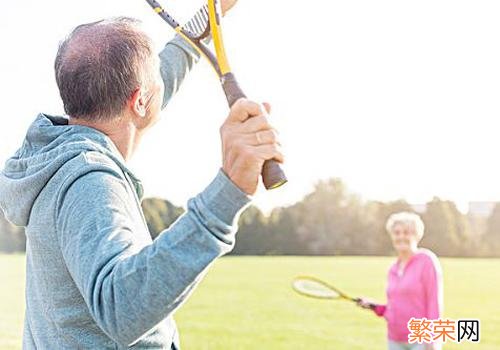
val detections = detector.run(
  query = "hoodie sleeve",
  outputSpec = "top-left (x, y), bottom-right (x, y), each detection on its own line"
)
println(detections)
top-left (56, 168), bottom-right (250, 346)
top-left (422, 253), bottom-right (443, 320)
top-left (159, 35), bottom-right (201, 109)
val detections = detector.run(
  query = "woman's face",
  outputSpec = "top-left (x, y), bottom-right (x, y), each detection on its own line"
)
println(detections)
top-left (390, 223), bottom-right (418, 254)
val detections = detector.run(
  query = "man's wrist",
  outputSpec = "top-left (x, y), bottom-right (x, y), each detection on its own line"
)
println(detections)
top-left (198, 169), bottom-right (252, 226)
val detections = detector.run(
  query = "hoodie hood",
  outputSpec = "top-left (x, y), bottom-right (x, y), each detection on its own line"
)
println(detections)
top-left (0, 113), bottom-right (142, 227)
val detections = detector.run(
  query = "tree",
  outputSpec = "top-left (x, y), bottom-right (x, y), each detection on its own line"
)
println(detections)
top-left (365, 200), bottom-right (414, 255)
top-left (141, 198), bottom-right (185, 239)
top-left (269, 179), bottom-right (371, 255)
top-left (0, 209), bottom-right (25, 253)
top-left (0, 180), bottom-right (486, 257)
top-left (421, 197), bottom-right (463, 256)
top-left (232, 206), bottom-right (271, 255)
top-left (483, 203), bottom-right (500, 256)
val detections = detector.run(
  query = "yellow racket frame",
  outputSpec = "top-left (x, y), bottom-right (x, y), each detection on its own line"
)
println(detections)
top-left (208, 0), bottom-right (231, 75)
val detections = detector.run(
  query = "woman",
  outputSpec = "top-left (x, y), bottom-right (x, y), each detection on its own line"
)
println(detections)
top-left (358, 212), bottom-right (443, 350)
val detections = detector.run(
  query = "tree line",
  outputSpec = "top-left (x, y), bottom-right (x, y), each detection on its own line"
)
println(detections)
top-left (1, 178), bottom-right (500, 256)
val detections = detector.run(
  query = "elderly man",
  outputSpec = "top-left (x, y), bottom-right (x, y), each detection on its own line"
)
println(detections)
top-left (0, 2), bottom-right (283, 349)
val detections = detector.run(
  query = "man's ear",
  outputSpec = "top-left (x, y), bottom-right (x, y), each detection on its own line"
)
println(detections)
top-left (130, 87), bottom-right (147, 118)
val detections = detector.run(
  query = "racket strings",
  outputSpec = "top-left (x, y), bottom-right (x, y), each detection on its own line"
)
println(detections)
top-left (293, 279), bottom-right (341, 299)
top-left (183, 5), bottom-right (210, 39)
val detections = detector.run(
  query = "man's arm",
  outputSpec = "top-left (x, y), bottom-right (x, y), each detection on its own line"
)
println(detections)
top-left (56, 167), bottom-right (250, 346)
top-left (55, 95), bottom-right (282, 346)
top-left (159, 35), bottom-right (201, 109)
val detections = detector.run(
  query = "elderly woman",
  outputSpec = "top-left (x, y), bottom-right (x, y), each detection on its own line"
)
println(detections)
top-left (358, 212), bottom-right (443, 350)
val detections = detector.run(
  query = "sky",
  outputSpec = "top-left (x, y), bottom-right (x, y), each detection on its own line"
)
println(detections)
top-left (1, 0), bottom-right (500, 213)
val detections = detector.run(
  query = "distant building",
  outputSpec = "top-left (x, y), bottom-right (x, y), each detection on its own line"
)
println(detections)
top-left (468, 202), bottom-right (496, 218)
top-left (467, 202), bottom-right (495, 237)
top-left (410, 204), bottom-right (426, 214)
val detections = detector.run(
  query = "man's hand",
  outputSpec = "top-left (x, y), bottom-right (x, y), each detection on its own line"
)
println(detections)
top-left (220, 99), bottom-right (283, 195)
top-left (221, 0), bottom-right (238, 16)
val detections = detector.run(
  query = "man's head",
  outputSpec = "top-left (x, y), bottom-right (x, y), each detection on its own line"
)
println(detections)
top-left (55, 17), bottom-right (164, 127)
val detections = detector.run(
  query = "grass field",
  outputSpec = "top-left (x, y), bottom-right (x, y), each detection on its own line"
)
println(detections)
top-left (1, 254), bottom-right (499, 349)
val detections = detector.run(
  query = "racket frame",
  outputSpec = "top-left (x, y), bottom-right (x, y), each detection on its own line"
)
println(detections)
top-left (292, 275), bottom-right (359, 302)
top-left (145, 0), bottom-right (288, 190)
top-left (145, 0), bottom-right (222, 76)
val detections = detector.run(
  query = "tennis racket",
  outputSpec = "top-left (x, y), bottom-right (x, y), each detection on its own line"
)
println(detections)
top-left (145, 0), bottom-right (287, 190)
top-left (292, 276), bottom-right (376, 309)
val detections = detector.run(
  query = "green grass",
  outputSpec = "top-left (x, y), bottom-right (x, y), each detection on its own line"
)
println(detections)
top-left (0, 254), bottom-right (25, 350)
top-left (1, 255), bottom-right (499, 349)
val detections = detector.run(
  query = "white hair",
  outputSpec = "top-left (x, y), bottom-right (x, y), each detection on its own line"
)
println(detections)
top-left (385, 211), bottom-right (425, 240)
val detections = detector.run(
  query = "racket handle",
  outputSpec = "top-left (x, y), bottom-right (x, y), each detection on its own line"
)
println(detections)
top-left (221, 73), bottom-right (287, 190)
top-left (221, 72), bottom-right (246, 107)
top-left (353, 297), bottom-right (377, 310)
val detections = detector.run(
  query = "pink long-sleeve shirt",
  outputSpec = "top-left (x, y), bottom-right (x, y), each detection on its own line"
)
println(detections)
top-left (373, 249), bottom-right (443, 342)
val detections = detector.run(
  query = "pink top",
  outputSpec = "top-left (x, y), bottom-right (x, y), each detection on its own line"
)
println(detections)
top-left (373, 249), bottom-right (443, 342)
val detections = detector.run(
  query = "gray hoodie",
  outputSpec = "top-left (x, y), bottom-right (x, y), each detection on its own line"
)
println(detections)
top-left (0, 37), bottom-right (250, 349)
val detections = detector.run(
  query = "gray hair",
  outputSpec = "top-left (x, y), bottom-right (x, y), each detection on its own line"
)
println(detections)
top-left (55, 17), bottom-right (154, 120)
top-left (385, 211), bottom-right (425, 240)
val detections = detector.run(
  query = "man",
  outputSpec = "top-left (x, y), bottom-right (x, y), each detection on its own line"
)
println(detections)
top-left (0, 3), bottom-right (283, 349)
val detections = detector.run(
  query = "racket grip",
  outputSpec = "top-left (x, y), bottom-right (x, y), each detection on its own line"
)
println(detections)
top-left (221, 73), bottom-right (287, 190)
top-left (221, 72), bottom-right (246, 107)
top-left (354, 297), bottom-right (377, 310)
